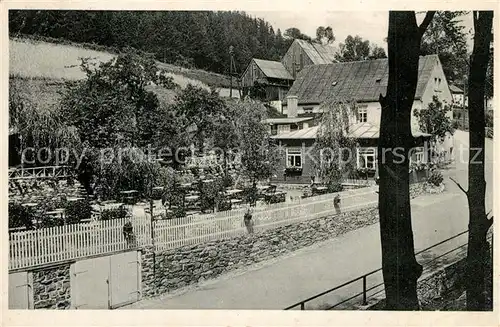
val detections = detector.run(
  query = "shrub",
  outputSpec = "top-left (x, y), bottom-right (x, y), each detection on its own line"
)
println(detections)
top-left (101, 207), bottom-right (128, 221)
top-left (264, 193), bottom-right (286, 204)
top-left (428, 170), bottom-right (443, 187)
top-left (199, 180), bottom-right (225, 212)
top-left (65, 198), bottom-right (92, 224)
top-left (327, 182), bottom-right (343, 193)
top-left (8, 202), bottom-right (35, 230)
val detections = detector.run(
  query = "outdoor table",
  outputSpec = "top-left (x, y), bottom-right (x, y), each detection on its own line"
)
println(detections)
top-left (257, 185), bottom-right (270, 191)
top-left (185, 195), bottom-right (200, 202)
top-left (225, 189), bottom-right (243, 196)
top-left (103, 202), bottom-right (124, 210)
top-left (67, 197), bottom-right (85, 202)
top-left (22, 203), bottom-right (38, 208)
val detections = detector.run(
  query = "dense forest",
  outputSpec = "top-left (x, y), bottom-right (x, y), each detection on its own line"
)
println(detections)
top-left (9, 10), bottom-right (299, 75)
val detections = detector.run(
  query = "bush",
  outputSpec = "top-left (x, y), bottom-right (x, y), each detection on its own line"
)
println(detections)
top-left (8, 202), bottom-right (35, 230)
top-left (428, 170), bottom-right (443, 187)
top-left (101, 207), bottom-right (128, 221)
top-left (200, 180), bottom-right (225, 212)
top-left (264, 193), bottom-right (286, 204)
top-left (65, 198), bottom-right (92, 224)
top-left (327, 182), bottom-right (344, 193)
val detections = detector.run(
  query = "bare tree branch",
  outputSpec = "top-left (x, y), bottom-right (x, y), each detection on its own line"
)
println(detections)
top-left (449, 177), bottom-right (468, 195)
top-left (419, 11), bottom-right (437, 36)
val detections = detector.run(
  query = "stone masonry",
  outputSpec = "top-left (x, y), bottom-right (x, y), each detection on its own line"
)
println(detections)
top-left (32, 264), bottom-right (71, 309)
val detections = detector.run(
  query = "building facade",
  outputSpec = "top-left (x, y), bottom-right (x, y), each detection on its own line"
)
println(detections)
top-left (271, 55), bottom-right (452, 184)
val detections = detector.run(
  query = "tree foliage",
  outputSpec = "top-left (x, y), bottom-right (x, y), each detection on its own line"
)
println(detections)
top-left (414, 95), bottom-right (454, 139)
top-left (315, 26), bottom-right (335, 45)
top-left (59, 51), bottom-right (181, 198)
top-left (420, 11), bottom-right (469, 83)
top-left (314, 98), bottom-right (357, 188)
top-left (234, 99), bottom-right (279, 188)
top-left (335, 35), bottom-right (387, 61)
top-left (8, 10), bottom-right (304, 75)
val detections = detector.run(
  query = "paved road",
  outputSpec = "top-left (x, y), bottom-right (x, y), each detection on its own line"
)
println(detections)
top-left (123, 132), bottom-right (493, 310)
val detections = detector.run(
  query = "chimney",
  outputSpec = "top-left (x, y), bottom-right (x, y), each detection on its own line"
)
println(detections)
top-left (287, 95), bottom-right (298, 118)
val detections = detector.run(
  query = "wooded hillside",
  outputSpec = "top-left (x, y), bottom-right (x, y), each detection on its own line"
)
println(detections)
top-left (9, 10), bottom-right (295, 76)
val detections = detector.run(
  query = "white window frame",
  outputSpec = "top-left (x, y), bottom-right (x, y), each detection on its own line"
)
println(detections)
top-left (357, 107), bottom-right (368, 123)
top-left (286, 148), bottom-right (303, 168)
top-left (410, 147), bottom-right (426, 164)
top-left (357, 147), bottom-right (376, 169)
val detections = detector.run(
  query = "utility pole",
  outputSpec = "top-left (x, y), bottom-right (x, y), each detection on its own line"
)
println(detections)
top-left (229, 46), bottom-right (234, 98)
top-left (462, 75), bottom-right (467, 130)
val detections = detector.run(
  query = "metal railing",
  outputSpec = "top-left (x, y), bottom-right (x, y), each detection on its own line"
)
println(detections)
top-left (8, 166), bottom-right (70, 180)
top-left (284, 230), bottom-right (492, 310)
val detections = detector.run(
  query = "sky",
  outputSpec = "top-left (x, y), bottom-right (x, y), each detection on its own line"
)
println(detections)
top-left (246, 11), bottom-right (475, 52)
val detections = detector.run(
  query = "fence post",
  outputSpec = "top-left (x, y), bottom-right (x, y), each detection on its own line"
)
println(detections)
top-left (362, 275), bottom-right (367, 305)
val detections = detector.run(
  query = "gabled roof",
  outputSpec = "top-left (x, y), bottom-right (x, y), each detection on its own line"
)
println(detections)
top-left (287, 55), bottom-right (440, 105)
top-left (449, 84), bottom-right (463, 93)
top-left (253, 59), bottom-right (294, 80)
top-left (295, 39), bottom-right (337, 64)
top-left (272, 122), bottom-right (431, 140)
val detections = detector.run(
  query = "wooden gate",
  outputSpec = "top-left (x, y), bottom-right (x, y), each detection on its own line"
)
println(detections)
top-left (70, 256), bottom-right (110, 309)
top-left (109, 251), bottom-right (141, 308)
top-left (9, 271), bottom-right (33, 309)
top-left (70, 251), bottom-right (141, 309)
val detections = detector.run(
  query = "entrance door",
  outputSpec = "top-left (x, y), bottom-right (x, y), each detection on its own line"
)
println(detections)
top-left (70, 251), bottom-right (141, 309)
top-left (109, 251), bottom-right (141, 308)
top-left (70, 256), bottom-right (110, 309)
top-left (9, 272), bottom-right (33, 309)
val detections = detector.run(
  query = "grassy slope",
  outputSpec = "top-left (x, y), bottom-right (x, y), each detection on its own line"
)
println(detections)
top-left (9, 37), bottom-right (235, 90)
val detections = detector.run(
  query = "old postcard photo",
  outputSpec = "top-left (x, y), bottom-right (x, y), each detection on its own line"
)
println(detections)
top-left (2, 1), bottom-right (498, 326)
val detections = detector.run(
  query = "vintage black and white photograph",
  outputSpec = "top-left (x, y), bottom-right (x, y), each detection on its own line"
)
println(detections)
top-left (5, 7), bottom-right (495, 316)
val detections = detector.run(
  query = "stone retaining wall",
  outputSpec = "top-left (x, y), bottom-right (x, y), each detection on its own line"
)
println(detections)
top-left (32, 264), bottom-right (71, 309)
top-left (141, 182), bottom-right (433, 298)
top-left (141, 206), bottom-right (380, 298)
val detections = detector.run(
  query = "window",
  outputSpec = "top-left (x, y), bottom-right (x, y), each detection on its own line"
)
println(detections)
top-left (270, 124), bottom-right (278, 136)
top-left (410, 147), bottom-right (426, 164)
top-left (303, 107), bottom-right (314, 114)
top-left (357, 148), bottom-right (376, 169)
top-left (357, 107), bottom-right (368, 123)
top-left (287, 149), bottom-right (302, 168)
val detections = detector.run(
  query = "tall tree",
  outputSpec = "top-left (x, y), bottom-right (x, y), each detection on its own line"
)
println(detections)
top-left (315, 26), bottom-right (335, 45)
top-left (451, 11), bottom-right (494, 311)
top-left (314, 98), bottom-right (356, 190)
top-left (420, 11), bottom-right (469, 83)
top-left (335, 35), bottom-right (371, 61)
top-left (370, 45), bottom-right (387, 59)
top-left (235, 99), bottom-right (279, 205)
top-left (378, 11), bottom-right (435, 310)
top-left (283, 27), bottom-right (312, 42)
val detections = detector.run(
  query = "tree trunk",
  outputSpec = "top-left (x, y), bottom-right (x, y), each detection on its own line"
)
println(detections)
top-left (378, 11), bottom-right (434, 310)
top-left (465, 11), bottom-right (493, 311)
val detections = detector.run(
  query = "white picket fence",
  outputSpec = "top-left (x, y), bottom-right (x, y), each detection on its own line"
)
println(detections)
top-left (9, 217), bottom-right (151, 270)
top-left (153, 187), bottom-right (378, 250)
top-left (9, 186), bottom-right (378, 270)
